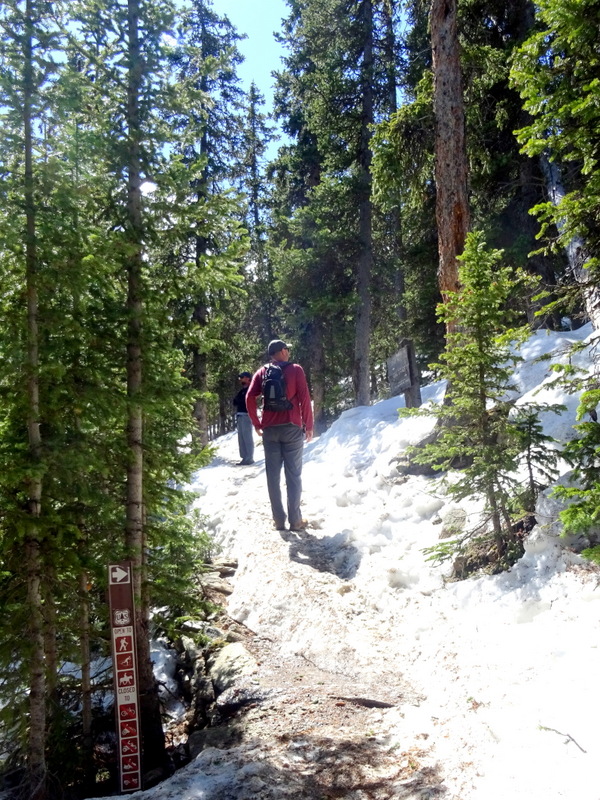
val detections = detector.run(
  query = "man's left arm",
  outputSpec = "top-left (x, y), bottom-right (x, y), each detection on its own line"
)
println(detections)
top-left (295, 365), bottom-right (314, 442)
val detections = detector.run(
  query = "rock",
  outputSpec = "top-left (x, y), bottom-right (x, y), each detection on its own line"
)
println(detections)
top-left (200, 572), bottom-right (234, 595)
top-left (188, 720), bottom-right (244, 759)
top-left (210, 557), bottom-right (239, 577)
top-left (439, 507), bottom-right (467, 540)
top-left (178, 634), bottom-right (203, 662)
top-left (206, 642), bottom-right (258, 694)
top-left (180, 620), bottom-right (225, 639)
top-left (214, 683), bottom-right (268, 721)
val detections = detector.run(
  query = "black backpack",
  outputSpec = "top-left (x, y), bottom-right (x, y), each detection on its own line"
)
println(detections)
top-left (262, 362), bottom-right (294, 412)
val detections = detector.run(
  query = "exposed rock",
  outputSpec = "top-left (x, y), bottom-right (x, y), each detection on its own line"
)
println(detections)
top-left (439, 508), bottom-right (466, 540)
top-left (188, 720), bottom-right (245, 759)
top-left (200, 573), bottom-right (234, 595)
top-left (210, 558), bottom-right (239, 578)
top-left (213, 683), bottom-right (269, 723)
top-left (206, 642), bottom-right (258, 694)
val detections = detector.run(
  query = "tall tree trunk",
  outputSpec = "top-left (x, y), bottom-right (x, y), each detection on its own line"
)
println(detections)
top-left (125, 0), bottom-right (166, 779)
top-left (431, 0), bottom-right (470, 323)
top-left (309, 317), bottom-right (327, 434)
top-left (79, 569), bottom-right (94, 791)
top-left (23, 2), bottom-right (47, 795)
top-left (382, 0), bottom-right (421, 408)
top-left (191, 20), bottom-right (212, 447)
top-left (192, 338), bottom-right (209, 448)
top-left (354, 0), bottom-right (374, 407)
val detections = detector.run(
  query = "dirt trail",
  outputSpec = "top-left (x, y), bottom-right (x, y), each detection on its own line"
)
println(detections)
top-left (190, 495), bottom-right (448, 800)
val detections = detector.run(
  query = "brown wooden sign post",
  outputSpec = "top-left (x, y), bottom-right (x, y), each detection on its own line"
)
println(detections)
top-left (108, 562), bottom-right (142, 793)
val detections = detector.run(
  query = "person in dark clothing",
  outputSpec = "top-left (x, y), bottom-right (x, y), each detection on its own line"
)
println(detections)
top-left (246, 340), bottom-right (314, 531)
top-left (233, 371), bottom-right (254, 465)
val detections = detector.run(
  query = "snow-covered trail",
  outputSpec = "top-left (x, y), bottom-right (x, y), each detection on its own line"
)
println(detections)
top-left (96, 324), bottom-right (600, 800)
top-left (191, 419), bottom-right (600, 798)
top-left (188, 325), bottom-right (600, 800)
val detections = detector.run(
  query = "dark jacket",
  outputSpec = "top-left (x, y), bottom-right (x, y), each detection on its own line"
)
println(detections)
top-left (233, 387), bottom-right (249, 414)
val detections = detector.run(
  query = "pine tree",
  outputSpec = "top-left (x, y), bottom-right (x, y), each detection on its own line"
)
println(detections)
top-left (168, 0), bottom-right (250, 444)
top-left (274, 0), bottom-right (401, 408)
top-left (431, 0), bottom-right (470, 317)
top-left (510, 0), bottom-right (600, 328)
top-left (0, 0), bottom-right (247, 792)
top-left (403, 231), bottom-right (539, 560)
top-left (555, 389), bottom-right (600, 535)
top-left (0, 1), bottom-right (62, 793)
top-left (235, 82), bottom-right (278, 342)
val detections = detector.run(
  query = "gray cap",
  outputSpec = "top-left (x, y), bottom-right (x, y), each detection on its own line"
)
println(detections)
top-left (267, 339), bottom-right (289, 356)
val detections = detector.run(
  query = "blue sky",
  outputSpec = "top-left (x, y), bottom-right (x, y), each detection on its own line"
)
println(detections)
top-left (210, 0), bottom-right (288, 106)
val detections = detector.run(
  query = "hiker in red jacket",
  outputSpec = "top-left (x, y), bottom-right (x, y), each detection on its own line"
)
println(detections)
top-left (246, 339), bottom-right (314, 532)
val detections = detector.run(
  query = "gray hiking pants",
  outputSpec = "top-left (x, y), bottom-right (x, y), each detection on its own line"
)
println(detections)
top-left (236, 413), bottom-right (254, 463)
top-left (262, 424), bottom-right (305, 528)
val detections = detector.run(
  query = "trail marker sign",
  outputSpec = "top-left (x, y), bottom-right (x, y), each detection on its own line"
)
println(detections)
top-left (108, 562), bottom-right (142, 793)
top-left (387, 346), bottom-right (412, 395)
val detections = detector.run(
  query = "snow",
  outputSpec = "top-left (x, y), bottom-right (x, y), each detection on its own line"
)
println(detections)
top-left (95, 323), bottom-right (600, 800)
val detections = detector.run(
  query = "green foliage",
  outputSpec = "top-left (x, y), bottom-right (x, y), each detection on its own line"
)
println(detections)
top-left (555, 406), bottom-right (600, 534)
top-left (147, 508), bottom-right (215, 639)
top-left (511, 406), bottom-right (562, 512)
top-left (581, 545), bottom-right (600, 566)
top-left (0, 0), bottom-right (247, 792)
top-left (531, 342), bottom-right (600, 538)
top-left (402, 231), bottom-right (550, 560)
top-left (511, 0), bottom-right (600, 268)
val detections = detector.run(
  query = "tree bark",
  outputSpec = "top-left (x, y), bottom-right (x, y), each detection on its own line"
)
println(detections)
top-left (382, 0), bottom-right (421, 408)
top-left (79, 570), bottom-right (94, 791)
top-left (23, 2), bottom-right (47, 795)
top-left (431, 0), bottom-right (470, 318)
top-left (354, 0), bottom-right (374, 406)
top-left (125, 0), bottom-right (166, 779)
top-left (309, 317), bottom-right (327, 434)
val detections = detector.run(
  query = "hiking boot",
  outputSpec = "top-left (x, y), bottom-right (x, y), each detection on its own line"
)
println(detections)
top-left (241, 459), bottom-right (255, 465)
top-left (289, 519), bottom-right (308, 532)
top-left (273, 520), bottom-right (287, 531)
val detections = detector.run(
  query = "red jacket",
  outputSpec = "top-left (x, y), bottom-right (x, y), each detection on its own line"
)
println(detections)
top-left (247, 361), bottom-right (314, 434)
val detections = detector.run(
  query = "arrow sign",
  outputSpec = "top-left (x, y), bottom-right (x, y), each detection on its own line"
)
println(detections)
top-left (110, 565), bottom-right (130, 584)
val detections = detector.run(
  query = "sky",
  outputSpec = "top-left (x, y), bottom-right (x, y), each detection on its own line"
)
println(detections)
top-left (210, 0), bottom-right (288, 105)
top-left (93, 321), bottom-right (600, 800)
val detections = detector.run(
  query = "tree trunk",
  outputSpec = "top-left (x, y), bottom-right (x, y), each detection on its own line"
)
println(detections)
top-left (191, 26), bottom-right (212, 445)
top-left (79, 569), bottom-right (94, 791)
top-left (539, 154), bottom-right (600, 329)
top-left (354, 0), bottom-right (374, 407)
top-left (431, 0), bottom-right (470, 318)
top-left (23, 2), bottom-right (47, 795)
top-left (383, 0), bottom-right (422, 408)
top-left (309, 317), bottom-right (327, 434)
top-left (192, 308), bottom-right (210, 449)
top-left (125, 0), bottom-right (166, 779)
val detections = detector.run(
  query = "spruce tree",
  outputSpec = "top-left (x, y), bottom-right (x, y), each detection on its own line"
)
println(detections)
top-left (273, 0), bottom-right (401, 408)
top-left (403, 231), bottom-right (539, 561)
top-left (510, 0), bottom-right (600, 328)
top-left (555, 389), bottom-right (600, 535)
top-left (0, 0), bottom-right (247, 792)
